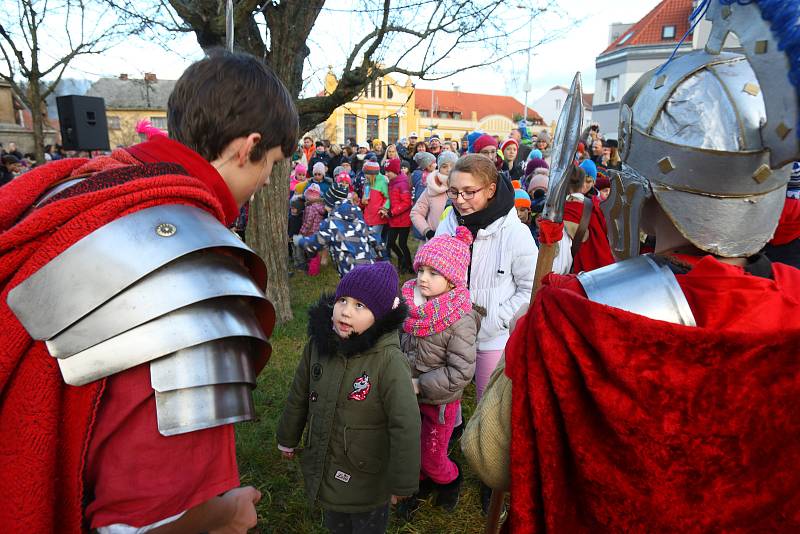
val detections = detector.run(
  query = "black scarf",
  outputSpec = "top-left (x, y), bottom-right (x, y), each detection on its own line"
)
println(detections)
top-left (454, 174), bottom-right (515, 238)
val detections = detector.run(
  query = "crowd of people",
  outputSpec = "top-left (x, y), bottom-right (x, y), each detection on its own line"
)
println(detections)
top-left (3, 1), bottom-right (800, 531)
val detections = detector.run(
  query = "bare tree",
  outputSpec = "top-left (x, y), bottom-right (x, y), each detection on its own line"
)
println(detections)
top-left (104, 0), bottom-right (566, 322)
top-left (0, 0), bottom-right (138, 163)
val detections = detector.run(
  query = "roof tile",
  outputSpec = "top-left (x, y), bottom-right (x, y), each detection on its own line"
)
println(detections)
top-left (414, 88), bottom-right (543, 123)
top-left (602, 0), bottom-right (693, 55)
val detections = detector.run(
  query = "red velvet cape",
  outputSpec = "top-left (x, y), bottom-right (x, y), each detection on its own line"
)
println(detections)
top-left (770, 197), bottom-right (800, 246)
top-left (563, 197), bottom-right (615, 273)
top-left (0, 147), bottom-right (227, 533)
top-left (504, 265), bottom-right (800, 533)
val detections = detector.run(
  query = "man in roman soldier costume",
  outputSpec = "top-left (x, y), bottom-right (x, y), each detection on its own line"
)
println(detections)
top-left (0, 51), bottom-right (298, 532)
top-left (464, 1), bottom-right (800, 532)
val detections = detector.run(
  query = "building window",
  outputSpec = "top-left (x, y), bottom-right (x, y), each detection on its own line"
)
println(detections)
top-left (419, 109), bottom-right (429, 118)
top-left (618, 32), bottom-right (633, 45)
top-left (555, 98), bottom-right (562, 111)
top-left (108, 116), bottom-right (121, 130)
top-left (438, 111), bottom-right (449, 119)
top-left (387, 116), bottom-right (399, 144)
top-left (344, 113), bottom-right (357, 143)
top-left (387, 86), bottom-right (394, 99)
top-left (662, 25), bottom-right (676, 40)
top-left (150, 116), bottom-right (168, 130)
top-left (366, 114), bottom-right (379, 141)
top-left (604, 76), bottom-right (619, 103)
top-left (452, 112), bottom-right (462, 120)
top-left (378, 79), bottom-right (383, 99)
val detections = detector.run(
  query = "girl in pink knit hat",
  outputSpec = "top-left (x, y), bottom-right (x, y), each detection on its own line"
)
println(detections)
top-left (398, 226), bottom-right (482, 520)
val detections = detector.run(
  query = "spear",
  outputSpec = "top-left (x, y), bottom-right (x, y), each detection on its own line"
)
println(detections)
top-left (483, 72), bottom-right (583, 534)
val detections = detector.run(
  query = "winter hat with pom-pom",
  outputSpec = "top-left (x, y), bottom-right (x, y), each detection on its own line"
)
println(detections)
top-left (514, 188), bottom-right (531, 209)
top-left (525, 157), bottom-right (549, 178)
top-left (413, 226), bottom-right (473, 288)
top-left (472, 134), bottom-right (499, 154)
top-left (579, 159), bottom-right (597, 179)
top-left (312, 162), bottom-right (327, 176)
top-left (527, 148), bottom-right (543, 161)
top-left (294, 164), bottom-right (308, 176)
top-left (413, 151), bottom-right (437, 170)
top-left (336, 262), bottom-right (400, 321)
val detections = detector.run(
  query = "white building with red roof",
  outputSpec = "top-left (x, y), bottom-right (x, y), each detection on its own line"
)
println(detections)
top-left (592, 0), bottom-right (696, 138)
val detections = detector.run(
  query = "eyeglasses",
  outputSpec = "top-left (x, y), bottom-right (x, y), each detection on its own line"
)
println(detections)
top-left (446, 187), bottom-right (484, 200)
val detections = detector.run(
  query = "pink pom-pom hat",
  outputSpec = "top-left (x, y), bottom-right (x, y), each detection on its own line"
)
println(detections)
top-left (413, 226), bottom-right (473, 288)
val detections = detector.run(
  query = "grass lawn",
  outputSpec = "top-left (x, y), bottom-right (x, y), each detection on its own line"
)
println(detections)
top-left (235, 253), bottom-right (489, 533)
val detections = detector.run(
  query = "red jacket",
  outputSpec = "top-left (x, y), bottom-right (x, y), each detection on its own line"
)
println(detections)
top-left (388, 173), bottom-right (412, 228)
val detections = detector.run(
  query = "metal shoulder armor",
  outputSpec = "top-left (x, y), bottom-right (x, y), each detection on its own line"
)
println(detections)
top-left (7, 204), bottom-right (274, 436)
top-left (577, 255), bottom-right (696, 327)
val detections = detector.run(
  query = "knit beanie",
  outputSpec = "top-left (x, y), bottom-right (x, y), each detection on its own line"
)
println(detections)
top-left (304, 182), bottom-right (321, 200)
top-left (335, 172), bottom-right (352, 187)
top-left (413, 151), bottom-right (436, 170)
top-left (290, 196), bottom-right (305, 210)
top-left (472, 134), bottom-right (498, 154)
top-left (527, 148), bottom-right (543, 161)
top-left (413, 226), bottom-right (473, 288)
top-left (528, 174), bottom-right (549, 194)
top-left (466, 130), bottom-right (484, 153)
top-left (514, 189), bottom-right (532, 209)
top-left (384, 158), bottom-right (402, 175)
top-left (511, 180), bottom-right (522, 190)
top-left (333, 165), bottom-right (345, 177)
top-left (363, 160), bottom-right (380, 174)
top-left (294, 180), bottom-right (309, 195)
top-left (312, 162), bottom-right (327, 175)
top-left (294, 164), bottom-right (307, 176)
top-left (335, 262), bottom-right (400, 320)
top-left (324, 182), bottom-right (349, 208)
top-left (595, 173), bottom-right (611, 190)
top-left (525, 157), bottom-right (549, 178)
top-left (579, 159), bottom-right (597, 179)
top-left (500, 138), bottom-right (519, 153)
top-left (437, 150), bottom-right (458, 169)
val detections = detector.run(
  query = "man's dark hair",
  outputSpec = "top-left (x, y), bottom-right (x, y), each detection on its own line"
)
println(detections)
top-left (168, 50), bottom-right (298, 162)
top-left (315, 140), bottom-right (325, 148)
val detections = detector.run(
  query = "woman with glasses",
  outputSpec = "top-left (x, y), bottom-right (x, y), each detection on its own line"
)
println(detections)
top-left (436, 154), bottom-right (537, 512)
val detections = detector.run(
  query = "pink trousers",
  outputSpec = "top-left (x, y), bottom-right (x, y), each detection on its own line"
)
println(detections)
top-left (475, 349), bottom-right (504, 400)
top-left (419, 401), bottom-right (460, 485)
top-left (307, 253), bottom-right (321, 276)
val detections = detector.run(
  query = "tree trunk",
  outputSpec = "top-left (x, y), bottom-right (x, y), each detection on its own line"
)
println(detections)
top-left (28, 81), bottom-right (45, 164)
top-left (246, 159), bottom-right (293, 323)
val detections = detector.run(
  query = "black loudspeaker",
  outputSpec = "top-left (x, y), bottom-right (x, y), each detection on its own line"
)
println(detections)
top-left (56, 95), bottom-right (110, 151)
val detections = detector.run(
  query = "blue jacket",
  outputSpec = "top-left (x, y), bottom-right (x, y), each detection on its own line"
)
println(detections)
top-left (299, 201), bottom-right (383, 277)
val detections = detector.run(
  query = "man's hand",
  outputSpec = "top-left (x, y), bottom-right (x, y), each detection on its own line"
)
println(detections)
top-left (209, 486), bottom-right (261, 534)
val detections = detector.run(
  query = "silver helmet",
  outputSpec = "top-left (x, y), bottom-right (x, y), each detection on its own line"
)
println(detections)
top-left (605, 0), bottom-right (800, 258)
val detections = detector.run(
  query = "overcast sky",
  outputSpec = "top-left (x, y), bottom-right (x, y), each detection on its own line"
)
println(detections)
top-left (58, 0), bottom-right (663, 105)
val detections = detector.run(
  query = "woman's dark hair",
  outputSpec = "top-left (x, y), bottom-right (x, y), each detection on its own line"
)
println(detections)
top-left (568, 165), bottom-right (588, 193)
top-left (168, 49), bottom-right (299, 162)
top-left (452, 154), bottom-right (499, 186)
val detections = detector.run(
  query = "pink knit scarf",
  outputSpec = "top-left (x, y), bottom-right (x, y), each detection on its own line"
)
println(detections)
top-left (402, 280), bottom-right (473, 337)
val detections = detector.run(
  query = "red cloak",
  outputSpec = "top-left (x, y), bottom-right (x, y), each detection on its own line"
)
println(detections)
top-left (505, 258), bottom-right (800, 533)
top-left (770, 197), bottom-right (800, 246)
top-left (563, 197), bottom-right (615, 273)
top-left (0, 138), bottom-right (235, 532)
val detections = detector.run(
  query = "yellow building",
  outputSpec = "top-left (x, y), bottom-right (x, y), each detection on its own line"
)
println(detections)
top-left (321, 69), bottom-right (544, 144)
top-left (86, 73), bottom-right (173, 148)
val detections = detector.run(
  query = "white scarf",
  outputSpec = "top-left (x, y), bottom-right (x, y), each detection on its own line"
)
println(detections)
top-left (426, 171), bottom-right (448, 194)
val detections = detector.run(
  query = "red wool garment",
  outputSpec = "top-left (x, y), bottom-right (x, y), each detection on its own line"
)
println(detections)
top-left (0, 143), bottom-right (232, 533)
top-left (563, 197), bottom-right (615, 273)
top-left (504, 258), bottom-right (800, 533)
top-left (770, 197), bottom-right (800, 246)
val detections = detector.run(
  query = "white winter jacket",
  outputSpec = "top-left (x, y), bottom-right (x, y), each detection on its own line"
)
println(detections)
top-left (437, 207), bottom-right (538, 351)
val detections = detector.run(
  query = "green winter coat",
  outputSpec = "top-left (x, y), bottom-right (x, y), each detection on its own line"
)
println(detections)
top-left (276, 296), bottom-right (421, 513)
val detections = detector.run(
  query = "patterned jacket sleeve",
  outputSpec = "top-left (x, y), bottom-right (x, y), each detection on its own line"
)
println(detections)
top-left (299, 218), bottom-right (335, 254)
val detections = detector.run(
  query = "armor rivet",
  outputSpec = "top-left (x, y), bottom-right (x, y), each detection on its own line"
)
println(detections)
top-left (751, 164), bottom-right (771, 184)
top-left (776, 122), bottom-right (792, 140)
top-left (654, 75), bottom-right (666, 90)
top-left (155, 223), bottom-right (177, 237)
top-left (743, 83), bottom-right (760, 97)
top-left (657, 157), bottom-right (675, 174)
top-left (754, 40), bottom-right (768, 54)
top-left (721, 6), bottom-right (731, 19)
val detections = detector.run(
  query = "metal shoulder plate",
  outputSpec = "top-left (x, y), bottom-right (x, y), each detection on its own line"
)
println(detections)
top-left (7, 204), bottom-right (274, 436)
top-left (577, 255), bottom-right (696, 327)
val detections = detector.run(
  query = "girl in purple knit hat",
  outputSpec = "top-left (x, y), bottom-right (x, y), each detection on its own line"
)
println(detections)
top-left (398, 226), bottom-right (481, 519)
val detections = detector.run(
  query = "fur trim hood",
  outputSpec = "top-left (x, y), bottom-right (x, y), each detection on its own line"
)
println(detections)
top-left (308, 294), bottom-right (409, 358)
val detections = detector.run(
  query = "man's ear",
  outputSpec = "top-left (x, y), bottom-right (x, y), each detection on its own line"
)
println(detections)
top-left (237, 133), bottom-right (262, 166)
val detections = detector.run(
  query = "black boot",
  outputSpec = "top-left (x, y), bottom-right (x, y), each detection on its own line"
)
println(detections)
top-left (448, 422), bottom-right (464, 452)
top-left (395, 494), bottom-right (420, 523)
top-left (480, 481), bottom-right (493, 515)
top-left (417, 477), bottom-right (434, 500)
top-left (434, 466), bottom-right (463, 511)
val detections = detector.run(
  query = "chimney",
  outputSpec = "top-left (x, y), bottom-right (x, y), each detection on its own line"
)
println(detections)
top-left (144, 72), bottom-right (157, 82)
top-left (119, 73), bottom-right (128, 80)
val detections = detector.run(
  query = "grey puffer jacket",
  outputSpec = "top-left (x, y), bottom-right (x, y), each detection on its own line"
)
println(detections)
top-left (401, 308), bottom-right (482, 405)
